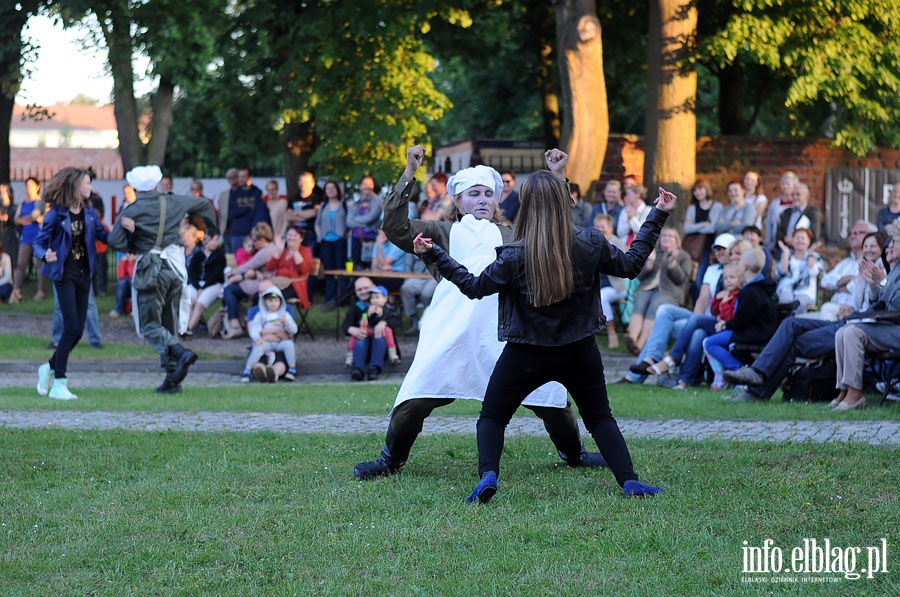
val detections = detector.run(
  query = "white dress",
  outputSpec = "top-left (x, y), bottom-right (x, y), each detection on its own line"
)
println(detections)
top-left (393, 214), bottom-right (567, 409)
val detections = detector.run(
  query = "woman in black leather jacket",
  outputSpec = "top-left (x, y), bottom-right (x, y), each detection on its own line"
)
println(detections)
top-left (416, 149), bottom-right (676, 503)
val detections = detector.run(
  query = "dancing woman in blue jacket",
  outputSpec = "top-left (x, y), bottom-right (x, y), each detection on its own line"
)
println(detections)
top-left (33, 167), bottom-right (108, 400)
top-left (415, 149), bottom-right (675, 503)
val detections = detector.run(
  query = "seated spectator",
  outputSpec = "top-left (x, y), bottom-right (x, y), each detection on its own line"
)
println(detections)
top-left (623, 226), bottom-right (693, 355)
top-left (179, 224), bottom-right (204, 334)
top-left (234, 234), bottom-right (256, 266)
top-left (0, 239), bottom-right (12, 301)
top-left (723, 230), bottom-right (890, 402)
top-left (702, 247), bottom-right (777, 389)
top-left (221, 223), bottom-right (279, 338)
top-left (683, 179), bottom-right (723, 302)
top-left (775, 227), bottom-right (823, 314)
top-left (830, 230), bottom-right (900, 410)
top-left (590, 180), bottom-right (624, 225)
top-left (371, 228), bottom-right (408, 290)
top-left (876, 184), bottom-right (900, 234)
top-left (265, 225), bottom-right (314, 307)
top-left (811, 220), bottom-right (876, 321)
top-left (570, 183), bottom-right (591, 227)
top-left (419, 172), bottom-right (451, 221)
top-left (715, 180), bottom-right (756, 236)
top-left (740, 225), bottom-right (773, 279)
top-left (240, 285), bottom-right (298, 383)
top-left (399, 253), bottom-right (437, 334)
top-left (186, 233), bottom-right (227, 335)
top-left (109, 252), bottom-right (135, 317)
top-left (743, 170), bottom-right (768, 229)
top-left (594, 213), bottom-right (627, 349)
top-left (345, 285), bottom-right (400, 368)
top-left (775, 183), bottom-right (821, 255)
top-left (616, 184), bottom-right (652, 244)
top-left (342, 276), bottom-right (398, 381)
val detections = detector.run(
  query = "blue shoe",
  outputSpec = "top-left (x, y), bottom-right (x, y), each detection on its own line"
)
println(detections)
top-left (561, 450), bottom-right (608, 469)
top-left (466, 471), bottom-right (498, 504)
top-left (623, 480), bottom-right (662, 497)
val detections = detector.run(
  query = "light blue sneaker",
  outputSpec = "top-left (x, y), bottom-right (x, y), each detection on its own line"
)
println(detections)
top-left (49, 378), bottom-right (78, 401)
top-left (36, 363), bottom-right (54, 396)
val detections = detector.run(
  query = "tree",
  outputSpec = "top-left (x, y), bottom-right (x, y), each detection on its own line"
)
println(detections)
top-left (0, 2), bottom-right (46, 184)
top-left (554, 0), bottom-right (608, 192)
top-left (701, 0), bottom-right (900, 155)
top-left (644, 0), bottom-right (697, 224)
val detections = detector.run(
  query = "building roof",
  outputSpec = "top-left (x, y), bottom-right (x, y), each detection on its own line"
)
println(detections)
top-left (12, 102), bottom-right (117, 132)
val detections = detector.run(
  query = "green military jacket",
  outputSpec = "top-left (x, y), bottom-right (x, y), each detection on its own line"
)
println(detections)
top-left (108, 192), bottom-right (218, 254)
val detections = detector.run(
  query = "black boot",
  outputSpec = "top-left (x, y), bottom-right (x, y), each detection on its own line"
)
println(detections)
top-left (156, 369), bottom-right (182, 394)
top-left (353, 429), bottom-right (416, 480)
top-left (559, 444), bottom-right (608, 469)
top-left (169, 343), bottom-right (198, 385)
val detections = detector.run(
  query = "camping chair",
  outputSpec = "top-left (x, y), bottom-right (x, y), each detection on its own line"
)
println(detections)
top-left (286, 258), bottom-right (322, 341)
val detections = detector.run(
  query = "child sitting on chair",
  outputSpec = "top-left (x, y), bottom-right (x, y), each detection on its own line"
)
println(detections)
top-left (345, 285), bottom-right (400, 367)
top-left (241, 285), bottom-right (298, 383)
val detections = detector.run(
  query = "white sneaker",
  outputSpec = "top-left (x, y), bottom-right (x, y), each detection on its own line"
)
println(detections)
top-left (37, 363), bottom-right (54, 396)
top-left (344, 352), bottom-right (353, 368)
top-left (49, 378), bottom-right (78, 400)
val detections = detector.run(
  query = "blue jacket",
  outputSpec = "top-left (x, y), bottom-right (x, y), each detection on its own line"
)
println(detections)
top-left (33, 205), bottom-right (108, 281)
top-left (425, 208), bottom-right (668, 346)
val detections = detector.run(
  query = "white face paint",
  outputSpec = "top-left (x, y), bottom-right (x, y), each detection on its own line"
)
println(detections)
top-left (456, 185), bottom-right (496, 220)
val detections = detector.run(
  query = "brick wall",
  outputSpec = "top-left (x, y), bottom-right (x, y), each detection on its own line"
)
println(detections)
top-left (599, 134), bottom-right (900, 210)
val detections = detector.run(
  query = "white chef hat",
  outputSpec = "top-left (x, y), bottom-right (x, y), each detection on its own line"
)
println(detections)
top-left (447, 165), bottom-right (503, 199)
top-left (125, 165), bottom-right (163, 192)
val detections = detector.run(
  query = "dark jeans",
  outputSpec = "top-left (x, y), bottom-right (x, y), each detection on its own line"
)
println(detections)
top-left (319, 238), bottom-right (348, 304)
top-left (353, 336), bottom-right (386, 372)
top-left (669, 314), bottom-right (716, 385)
top-left (477, 337), bottom-right (638, 486)
top-left (223, 283), bottom-right (251, 320)
top-left (93, 251), bottom-right (108, 296)
top-left (50, 274), bottom-right (92, 378)
top-left (0, 282), bottom-right (11, 300)
top-left (114, 276), bottom-right (132, 314)
top-left (750, 317), bottom-right (841, 399)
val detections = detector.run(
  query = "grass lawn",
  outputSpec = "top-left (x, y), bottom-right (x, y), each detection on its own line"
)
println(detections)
top-left (0, 430), bottom-right (895, 595)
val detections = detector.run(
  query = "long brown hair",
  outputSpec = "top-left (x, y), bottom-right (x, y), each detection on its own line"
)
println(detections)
top-left (43, 167), bottom-right (90, 210)
top-left (514, 171), bottom-right (574, 307)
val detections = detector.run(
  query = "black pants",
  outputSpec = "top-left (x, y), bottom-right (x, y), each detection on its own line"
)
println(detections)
top-left (50, 273), bottom-right (92, 379)
top-left (478, 336), bottom-right (638, 486)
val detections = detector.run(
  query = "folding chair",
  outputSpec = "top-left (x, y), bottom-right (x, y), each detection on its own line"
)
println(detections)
top-left (870, 350), bottom-right (900, 406)
top-left (286, 258), bottom-right (322, 341)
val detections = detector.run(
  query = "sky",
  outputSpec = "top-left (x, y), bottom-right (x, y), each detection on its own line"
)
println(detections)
top-left (18, 14), bottom-right (151, 106)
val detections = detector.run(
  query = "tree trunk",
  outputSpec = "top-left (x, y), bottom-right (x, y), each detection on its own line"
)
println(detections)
top-left (0, 5), bottom-right (28, 183)
top-left (98, 3), bottom-right (144, 172)
top-left (0, 88), bottom-right (14, 185)
top-left (282, 119), bottom-right (315, 197)
top-left (145, 77), bottom-right (176, 167)
top-left (718, 63), bottom-right (748, 135)
top-left (554, 0), bottom-right (608, 192)
top-left (644, 0), bottom-right (698, 226)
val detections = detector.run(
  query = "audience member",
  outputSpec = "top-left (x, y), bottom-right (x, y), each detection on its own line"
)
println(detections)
top-left (286, 170), bottom-right (324, 248)
top-left (775, 183), bottom-right (821, 254)
top-left (265, 225), bottom-right (314, 307)
top-left (109, 253), bottom-right (135, 317)
top-left (764, 171), bottom-right (799, 252)
top-left (716, 180), bottom-right (756, 236)
top-left (590, 180), bottom-right (624, 225)
top-left (811, 220), bottom-right (876, 320)
top-left (186, 232), bottom-right (226, 335)
top-left (616, 183), bottom-right (652, 244)
top-left (0, 184), bottom-right (17, 270)
top-left (684, 179), bottom-right (722, 301)
top-left (399, 253), bottom-right (436, 334)
top-left (346, 175), bottom-right (383, 268)
top-left (264, 179), bottom-right (289, 240)
top-left (241, 285), bottom-right (298, 383)
top-left (743, 170), bottom-right (768, 229)
top-left (159, 175), bottom-right (173, 194)
top-left (570, 183), bottom-right (592, 227)
top-left (498, 171), bottom-right (520, 225)
top-left (11, 176), bottom-right (48, 303)
top-left (217, 168), bottom-right (238, 244)
top-left (371, 227), bottom-right (407, 290)
top-left (234, 235), bottom-right (255, 266)
top-left (623, 226), bottom-right (692, 355)
top-left (876, 184), bottom-right (900, 234)
top-left (345, 284), bottom-right (401, 373)
top-left (0, 238), bottom-right (13, 301)
top-left (315, 180), bottom-right (349, 311)
top-left (221, 223), bottom-right (279, 338)
top-left (419, 171), bottom-right (451, 221)
top-left (594, 213), bottom-right (627, 349)
top-left (775, 227), bottom-right (823, 314)
top-left (225, 167), bottom-right (268, 253)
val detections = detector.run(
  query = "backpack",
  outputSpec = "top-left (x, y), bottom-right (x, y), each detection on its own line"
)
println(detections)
top-left (781, 358), bottom-right (839, 403)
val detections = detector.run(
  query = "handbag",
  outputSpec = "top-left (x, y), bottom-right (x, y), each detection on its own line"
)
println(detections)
top-left (681, 233), bottom-right (707, 262)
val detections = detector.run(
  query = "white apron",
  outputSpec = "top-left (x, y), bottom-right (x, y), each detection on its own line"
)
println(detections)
top-left (393, 215), bottom-right (567, 409)
top-left (131, 244), bottom-right (188, 337)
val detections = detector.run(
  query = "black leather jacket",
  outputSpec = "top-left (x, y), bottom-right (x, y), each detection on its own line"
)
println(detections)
top-left (423, 208), bottom-right (669, 346)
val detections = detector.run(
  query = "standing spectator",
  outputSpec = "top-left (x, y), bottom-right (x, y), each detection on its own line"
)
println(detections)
top-left (498, 171), bottom-right (519, 225)
top-left (33, 167), bottom-right (108, 400)
top-left (684, 180), bottom-right (723, 302)
top-left (346, 175), bottom-right (383, 269)
top-left (570, 183), bottom-right (592, 228)
top-left (109, 252), bottom-right (135, 318)
top-left (285, 170), bottom-right (324, 248)
top-left (419, 172), bottom-right (451, 221)
top-left (11, 176), bottom-right (47, 303)
top-left (743, 170), bottom-right (768, 229)
top-left (0, 239), bottom-right (12, 301)
top-left (0, 184), bottom-right (17, 270)
top-left (217, 168), bottom-right (238, 246)
top-left (88, 191), bottom-right (109, 297)
top-left (190, 180), bottom-right (217, 216)
top-left (264, 179), bottom-right (288, 240)
top-left (590, 180), bottom-right (624, 225)
top-left (159, 175), bottom-right (174, 194)
top-left (764, 171), bottom-right (799, 251)
top-left (876, 184), bottom-right (900, 234)
top-left (716, 180), bottom-right (756, 236)
top-left (226, 167), bottom-right (268, 253)
top-left (315, 180), bottom-right (349, 311)
top-left (108, 165), bottom-right (218, 393)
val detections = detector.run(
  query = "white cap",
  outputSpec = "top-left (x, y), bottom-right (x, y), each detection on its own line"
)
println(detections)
top-left (713, 233), bottom-right (736, 249)
top-left (125, 165), bottom-right (163, 192)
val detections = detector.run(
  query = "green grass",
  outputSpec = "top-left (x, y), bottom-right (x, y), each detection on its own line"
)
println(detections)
top-left (2, 382), bottom-right (898, 423)
top-left (0, 333), bottom-right (161, 360)
top-left (0, 430), bottom-right (895, 595)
